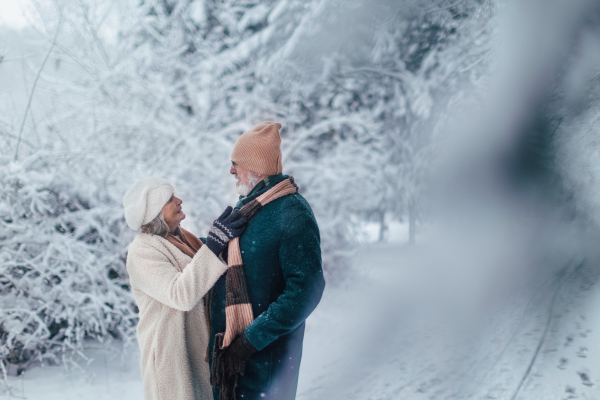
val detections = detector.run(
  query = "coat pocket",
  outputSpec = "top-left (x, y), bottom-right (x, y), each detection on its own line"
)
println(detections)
top-left (238, 345), bottom-right (272, 391)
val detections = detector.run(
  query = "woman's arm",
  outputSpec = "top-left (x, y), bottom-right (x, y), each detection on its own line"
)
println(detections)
top-left (127, 243), bottom-right (227, 311)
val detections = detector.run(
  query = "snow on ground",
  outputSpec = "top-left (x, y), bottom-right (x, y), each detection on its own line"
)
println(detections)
top-left (0, 344), bottom-right (144, 400)
top-left (298, 238), bottom-right (600, 400)
top-left (298, 243), bottom-right (600, 400)
top-left (2, 241), bottom-right (600, 400)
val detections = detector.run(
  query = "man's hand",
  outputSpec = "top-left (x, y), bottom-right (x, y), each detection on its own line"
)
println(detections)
top-left (223, 332), bottom-right (257, 376)
top-left (210, 332), bottom-right (257, 398)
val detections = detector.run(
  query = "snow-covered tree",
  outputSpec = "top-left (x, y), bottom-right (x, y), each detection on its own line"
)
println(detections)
top-left (0, 0), bottom-right (500, 370)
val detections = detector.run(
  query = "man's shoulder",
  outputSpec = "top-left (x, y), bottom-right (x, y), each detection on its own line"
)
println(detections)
top-left (274, 192), bottom-right (315, 217)
top-left (265, 193), bottom-right (318, 236)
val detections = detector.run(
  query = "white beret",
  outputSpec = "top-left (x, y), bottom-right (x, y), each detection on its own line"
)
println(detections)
top-left (122, 177), bottom-right (174, 230)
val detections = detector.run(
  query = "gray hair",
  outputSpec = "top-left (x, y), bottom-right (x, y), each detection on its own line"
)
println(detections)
top-left (236, 170), bottom-right (263, 196)
top-left (141, 212), bottom-right (169, 237)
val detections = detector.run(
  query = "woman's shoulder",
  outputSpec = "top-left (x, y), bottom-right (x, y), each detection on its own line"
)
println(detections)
top-left (127, 233), bottom-right (170, 259)
top-left (130, 232), bottom-right (160, 247)
top-left (128, 233), bottom-right (193, 266)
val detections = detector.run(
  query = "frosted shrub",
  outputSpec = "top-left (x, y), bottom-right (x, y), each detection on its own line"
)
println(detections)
top-left (0, 156), bottom-right (136, 372)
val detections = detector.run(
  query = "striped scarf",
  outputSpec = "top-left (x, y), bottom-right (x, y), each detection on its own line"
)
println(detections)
top-left (211, 177), bottom-right (298, 397)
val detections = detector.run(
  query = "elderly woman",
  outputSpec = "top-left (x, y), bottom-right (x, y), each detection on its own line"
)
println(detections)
top-left (123, 177), bottom-right (246, 400)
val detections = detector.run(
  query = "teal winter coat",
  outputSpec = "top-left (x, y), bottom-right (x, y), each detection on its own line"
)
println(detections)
top-left (208, 174), bottom-right (325, 400)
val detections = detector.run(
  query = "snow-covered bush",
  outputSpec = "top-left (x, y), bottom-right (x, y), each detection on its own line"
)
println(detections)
top-left (0, 155), bottom-right (136, 370)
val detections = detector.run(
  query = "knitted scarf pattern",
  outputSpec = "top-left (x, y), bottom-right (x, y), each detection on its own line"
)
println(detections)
top-left (165, 226), bottom-right (203, 258)
top-left (211, 177), bottom-right (298, 399)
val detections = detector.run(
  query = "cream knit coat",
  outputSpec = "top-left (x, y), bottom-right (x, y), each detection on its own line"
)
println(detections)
top-left (126, 233), bottom-right (228, 400)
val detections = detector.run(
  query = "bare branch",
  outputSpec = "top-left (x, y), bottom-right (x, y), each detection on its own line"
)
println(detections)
top-left (14, 16), bottom-right (62, 162)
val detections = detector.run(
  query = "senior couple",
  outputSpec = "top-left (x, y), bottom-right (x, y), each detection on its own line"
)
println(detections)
top-left (123, 121), bottom-right (325, 400)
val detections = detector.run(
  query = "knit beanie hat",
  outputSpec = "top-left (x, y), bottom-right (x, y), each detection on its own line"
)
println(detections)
top-left (122, 177), bottom-right (174, 230)
top-left (231, 121), bottom-right (283, 176)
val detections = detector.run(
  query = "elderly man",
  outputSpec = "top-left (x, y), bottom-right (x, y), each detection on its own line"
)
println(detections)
top-left (208, 121), bottom-right (325, 400)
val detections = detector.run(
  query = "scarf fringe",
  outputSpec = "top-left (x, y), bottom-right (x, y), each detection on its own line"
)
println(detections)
top-left (211, 333), bottom-right (239, 400)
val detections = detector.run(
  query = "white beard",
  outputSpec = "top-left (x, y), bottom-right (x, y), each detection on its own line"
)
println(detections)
top-left (235, 173), bottom-right (260, 196)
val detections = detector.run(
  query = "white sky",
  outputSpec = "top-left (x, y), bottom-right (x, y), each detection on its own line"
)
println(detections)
top-left (0, 0), bottom-right (35, 30)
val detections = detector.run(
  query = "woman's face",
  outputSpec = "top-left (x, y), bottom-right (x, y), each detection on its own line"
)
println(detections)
top-left (162, 194), bottom-right (185, 232)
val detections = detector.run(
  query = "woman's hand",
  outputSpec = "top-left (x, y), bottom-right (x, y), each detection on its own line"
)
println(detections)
top-left (206, 206), bottom-right (247, 257)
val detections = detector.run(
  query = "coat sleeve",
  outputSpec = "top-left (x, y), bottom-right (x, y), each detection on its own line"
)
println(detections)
top-left (127, 242), bottom-right (228, 312)
top-left (244, 212), bottom-right (326, 351)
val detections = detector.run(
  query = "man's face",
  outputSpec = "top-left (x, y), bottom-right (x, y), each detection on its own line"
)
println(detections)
top-left (230, 161), bottom-right (261, 196)
top-left (230, 161), bottom-right (252, 188)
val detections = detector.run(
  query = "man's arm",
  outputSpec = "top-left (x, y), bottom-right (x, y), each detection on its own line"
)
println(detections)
top-left (244, 212), bottom-right (326, 351)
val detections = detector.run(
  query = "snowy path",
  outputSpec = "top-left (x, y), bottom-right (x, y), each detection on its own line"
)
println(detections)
top-left (297, 244), bottom-right (600, 400)
top-left (2, 244), bottom-right (600, 399)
